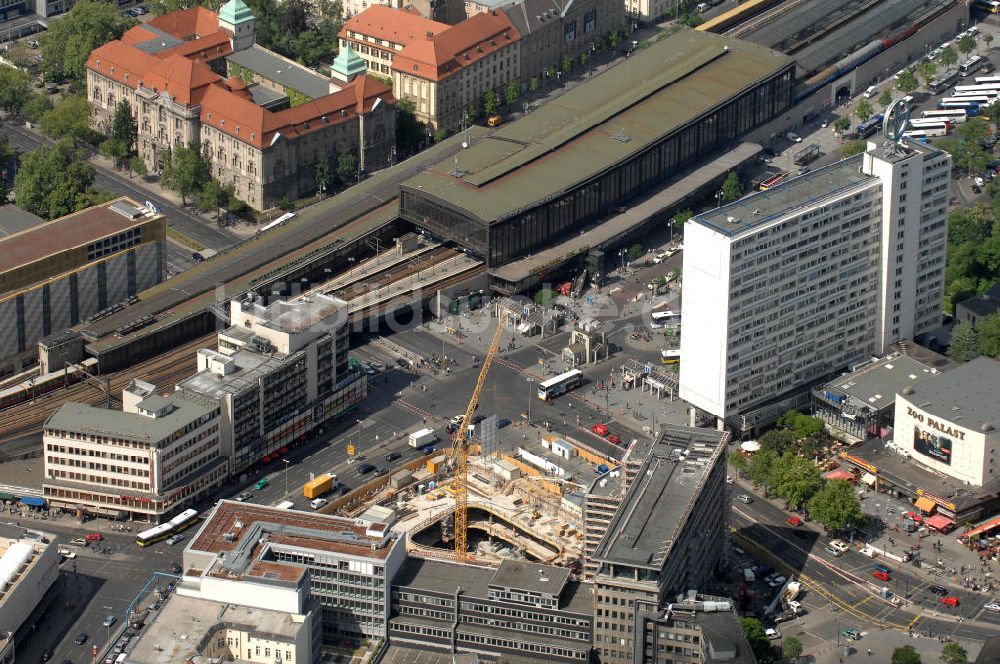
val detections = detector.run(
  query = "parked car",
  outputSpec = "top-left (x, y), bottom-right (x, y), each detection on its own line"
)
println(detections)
top-left (863, 85), bottom-right (877, 98)
top-left (310, 498), bottom-right (328, 509)
top-left (983, 602), bottom-right (1000, 612)
top-left (40, 650), bottom-right (53, 662)
top-left (764, 627), bottom-right (782, 640)
top-left (972, 183), bottom-right (983, 194)
top-left (928, 585), bottom-right (948, 596)
top-left (69, 538), bottom-right (87, 547)
top-left (786, 132), bottom-right (802, 143)
top-left (58, 549), bottom-right (76, 559)
top-left (166, 534), bottom-right (184, 545)
top-left (786, 516), bottom-right (802, 527)
top-left (497, 418), bottom-right (511, 428)
top-left (171, 563), bottom-right (182, 574)
top-left (373, 467), bottom-right (388, 477)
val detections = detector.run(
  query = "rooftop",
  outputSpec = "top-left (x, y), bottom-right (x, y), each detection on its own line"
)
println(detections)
top-left (820, 353), bottom-right (942, 413)
top-left (227, 44), bottom-right (331, 99)
top-left (0, 197), bottom-right (161, 286)
top-left (401, 28), bottom-right (791, 223)
top-left (341, 5), bottom-right (448, 45)
top-left (188, 500), bottom-right (395, 563)
top-left (125, 593), bottom-right (304, 664)
top-left (593, 425), bottom-right (728, 570)
top-left (903, 357), bottom-right (1000, 434)
top-left (694, 155), bottom-right (873, 237)
top-left (0, 205), bottom-right (45, 238)
top-left (177, 348), bottom-right (287, 400)
top-left (43, 391), bottom-right (216, 444)
top-left (491, 558), bottom-right (570, 597)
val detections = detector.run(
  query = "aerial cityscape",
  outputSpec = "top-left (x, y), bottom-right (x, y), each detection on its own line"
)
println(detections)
top-left (1, 0), bottom-right (1000, 662)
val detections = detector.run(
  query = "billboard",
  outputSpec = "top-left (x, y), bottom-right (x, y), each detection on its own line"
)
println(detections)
top-left (914, 428), bottom-right (952, 465)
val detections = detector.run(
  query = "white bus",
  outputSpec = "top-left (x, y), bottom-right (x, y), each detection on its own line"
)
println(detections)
top-left (168, 508), bottom-right (200, 534)
top-left (952, 85), bottom-right (1000, 95)
top-left (276, 500), bottom-right (295, 510)
top-left (902, 130), bottom-right (937, 142)
top-left (906, 120), bottom-right (950, 133)
top-left (960, 56), bottom-right (984, 78)
top-left (537, 369), bottom-right (583, 401)
top-left (920, 109), bottom-right (967, 124)
top-left (940, 96), bottom-right (989, 108)
top-left (650, 310), bottom-right (682, 328)
top-left (975, 76), bottom-right (1000, 85)
top-left (135, 523), bottom-right (174, 547)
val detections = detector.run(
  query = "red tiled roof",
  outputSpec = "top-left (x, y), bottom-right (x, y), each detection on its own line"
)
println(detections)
top-left (160, 30), bottom-right (233, 61)
top-left (87, 41), bottom-right (161, 90)
top-left (144, 53), bottom-right (219, 104)
top-left (340, 5), bottom-right (448, 47)
top-left (393, 9), bottom-right (520, 82)
top-left (121, 25), bottom-right (160, 45)
top-left (148, 6), bottom-right (223, 40)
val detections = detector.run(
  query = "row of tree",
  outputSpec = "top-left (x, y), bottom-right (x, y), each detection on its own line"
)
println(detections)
top-left (737, 627), bottom-right (968, 664)
top-left (942, 186), bottom-right (1000, 316)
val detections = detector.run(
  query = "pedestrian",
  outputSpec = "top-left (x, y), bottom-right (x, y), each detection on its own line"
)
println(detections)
top-left (867, 649), bottom-right (873, 656)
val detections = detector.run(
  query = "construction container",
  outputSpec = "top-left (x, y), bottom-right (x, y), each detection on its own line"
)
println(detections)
top-left (427, 454), bottom-right (447, 473)
top-left (390, 470), bottom-right (412, 489)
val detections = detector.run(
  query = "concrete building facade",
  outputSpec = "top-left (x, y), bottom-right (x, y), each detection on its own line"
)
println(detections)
top-left (42, 388), bottom-right (227, 522)
top-left (0, 198), bottom-right (164, 376)
top-left (0, 524), bottom-right (59, 653)
top-left (680, 140), bottom-right (950, 430)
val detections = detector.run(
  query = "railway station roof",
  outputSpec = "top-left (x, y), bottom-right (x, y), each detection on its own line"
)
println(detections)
top-left (401, 28), bottom-right (791, 223)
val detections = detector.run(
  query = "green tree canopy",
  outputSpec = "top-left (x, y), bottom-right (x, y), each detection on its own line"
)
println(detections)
top-left (13, 139), bottom-right (107, 219)
top-left (774, 455), bottom-right (823, 510)
top-left (776, 410), bottom-right (825, 439)
top-left (892, 645), bottom-right (922, 664)
top-left (935, 138), bottom-right (990, 176)
top-left (941, 642), bottom-right (968, 664)
top-left (336, 152), bottom-right (358, 184)
top-left (314, 154), bottom-right (332, 194)
top-left (807, 479), bottom-right (864, 532)
top-left (739, 617), bottom-right (772, 662)
top-left (841, 140), bottom-right (866, 157)
top-left (917, 61), bottom-right (938, 85)
top-left (783, 636), bottom-right (803, 661)
top-left (0, 65), bottom-right (31, 115)
top-left (39, 95), bottom-right (94, 142)
top-left (22, 93), bottom-right (52, 123)
top-left (626, 243), bottom-right (644, 262)
top-left (111, 100), bottom-right (138, 156)
top-left (505, 79), bottom-right (519, 106)
top-left (483, 89), bottom-right (498, 117)
top-left (896, 69), bottom-right (919, 93)
top-left (855, 99), bottom-right (874, 122)
top-left (395, 99), bottom-right (425, 156)
top-left (939, 46), bottom-right (959, 70)
top-left (879, 89), bottom-right (894, 108)
top-left (834, 117), bottom-right (851, 133)
top-left (129, 154), bottom-right (147, 178)
top-left (949, 320), bottom-right (980, 362)
top-left (41, 0), bottom-right (135, 81)
top-left (161, 143), bottom-right (210, 205)
top-left (721, 171), bottom-right (743, 202)
top-left (759, 429), bottom-right (797, 455)
top-left (978, 312), bottom-right (1000, 358)
top-left (534, 288), bottom-right (556, 307)
top-left (958, 35), bottom-right (978, 57)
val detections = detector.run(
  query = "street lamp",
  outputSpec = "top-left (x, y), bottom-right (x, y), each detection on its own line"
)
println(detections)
top-left (526, 378), bottom-right (534, 424)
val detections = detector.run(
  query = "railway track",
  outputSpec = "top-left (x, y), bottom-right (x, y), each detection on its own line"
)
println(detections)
top-left (0, 333), bottom-right (214, 444)
top-left (726, 0), bottom-right (812, 38)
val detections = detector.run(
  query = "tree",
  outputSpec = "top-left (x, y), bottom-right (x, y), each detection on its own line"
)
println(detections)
top-left (483, 89), bottom-right (498, 117)
top-left (854, 100), bottom-right (873, 124)
top-left (160, 143), bottom-right (209, 205)
top-left (807, 479), bottom-right (864, 532)
top-left (434, 127), bottom-right (448, 143)
top-left (197, 178), bottom-right (225, 216)
top-left (626, 242), bottom-right (644, 262)
top-left (958, 35), bottom-right (977, 58)
top-left (892, 645), bottom-right (922, 664)
top-left (721, 171), bottom-right (743, 202)
top-left (528, 76), bottom-right (539, 93)
top-left (941, 642), bottom-right (968, 664)
top-left (978, 312), bottom-right (1000, 358)
top-left (534, 288), bottom-right (556, 307)
top-left (774, 455), bottom-right (823, 509)
top-left (949, 320), bottom-right (980, 362)
top-left (958, 117), bottom-right (991, 142)
top-left (777, 410), bottom-right (825, 439)
top-left (561, 55), bottom-right (573, 74)
top-left (40, 0), bottom-right (135, 81)
top-left (314, 154), bottom-right (332, 195)
top-left (22, 93), bottom-right (52, 123)
top-left (917, 60), bottom-right (938, 86)
top-left (739, 617), bottom-right (772, 662)
top-left (5, 43), bottom-right (34, 70)
top-left (336, 152), bottom-right (358, 184)
top-left (879, 89), bottom-right (894, 108)
top-left (939, 46), bottom-right (959, 71)
top-left (985, 33), bottom-right (994, 54)
top-left (841, 140), bottom-right (866, 158)
top-left (111, 100), bottom-right (137, 156)
top-left (834, 117), bottom-right (851, 134)
top-left (13, 139), bottom-right (102, 219)
top-left (608, 30), bottom-right (619, 50)
top-left (505, 79), bottom-right (519, 106)
top-left (935, 138), bottom-right (990, 176)
top-left (39, 95), bottom-right (93, 142)
top-left (896, 69), bottom-right (919, 94)
top-left (395, 99), bottom-right (424, 155)
top-left (745, 449), bottom-right (780, 493)
top-left (129, 154), bottom-right (147, 179)
top-left (99, 137), bottom-right (127, 168)
top-left (759, 429), bottom-right (797, 455)
top-left (0, 65), bottom-right (31, 115)
top-left (783, 636), bottom-right (803, 662)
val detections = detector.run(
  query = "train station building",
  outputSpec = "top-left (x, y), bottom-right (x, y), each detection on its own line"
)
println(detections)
top-left (399, 28), bottom-right (794, 293)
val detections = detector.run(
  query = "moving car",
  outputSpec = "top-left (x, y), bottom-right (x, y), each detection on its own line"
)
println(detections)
top-left (85, 533), bottom-right (103, 541)
top-left (166, 534), bottom-right (184, 545)
top-left (385, 451), bottom-right (401, 462)
top-left (983, 602), bottom-right (1000, 612)
top-left (310, 498), bottom-right (328, 509)
top-left (736, 495), bottom-right (752, 504)
top-left (842, 628), bottom-right (862, 641)
top-left (171, 563), bottom-right (182, 574)
top-left (873, 570), bottom-right (891, 582)
top-left (928, 585), bottom-right (948, 596)
top-left (786, 132), bottom-right (802, 143)
top-left (74, 633), bottom-right (88, 645)
top-left (786, 516), bottom-right (802, 527)
top-left (255, 478), bottom-right (268, 490)
top-left (874, 563), bottom-right (891, 574)
top-left (58, 549), bottom-right (76, 559)
top-left (940, 596), bottom-right (959, 607)
top-left (69, 538), bottom-right (87, 547)
top-left (235, 492), bottom-right (252, 502)
top-left (357, 463), bottom-right (376, 475)
top-left (102, 615), bottom-right (117, 627)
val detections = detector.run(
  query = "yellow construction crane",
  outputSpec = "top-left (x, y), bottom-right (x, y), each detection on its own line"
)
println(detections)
top-left (453, 320), bottom-right (506, 560)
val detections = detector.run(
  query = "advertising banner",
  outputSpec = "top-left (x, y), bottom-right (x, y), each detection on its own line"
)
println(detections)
top-left (914, 428), bottom-right (952, 465)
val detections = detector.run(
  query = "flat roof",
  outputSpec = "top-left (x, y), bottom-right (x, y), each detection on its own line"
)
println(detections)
top-left (904, 357), bottom-right (1000, 434)
top-left (126, 593), bottom-right (304, 664)
top-left (821, 353), bottom-right (941, 413)
top-left (491, 558), bottom-right (570, 597)
top-left (402, 28), bottom-right (791, 223)
top-left (0, 197), bottom-right (160, 275)
top-left (694, 155), bottom-right (874, 237)
top-left (43, 391), bottom-right (216, 444)
top-left (0, 205), bottom-right (45, 237)
top-left (593, 425), bottom-right (728, 570)
top-left (178, 348), bottom-right (286, 400)
top-left (227, 45), bottom-right (331, 99)
top-left (491, 142), bottom-right (760, 283)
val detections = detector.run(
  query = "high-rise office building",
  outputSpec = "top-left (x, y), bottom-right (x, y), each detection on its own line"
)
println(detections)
top-left (680, 140), bottom-right (950, 430)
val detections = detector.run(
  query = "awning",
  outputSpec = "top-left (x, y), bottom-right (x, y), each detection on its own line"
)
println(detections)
top-left (925, 514), bottom-right (954, 532)
top-left (20, 496), bottom-right (45, 507)
top-left (861, 472), bottom-right (877, 486)
top-left (963, 515), bottom-right (1000, 539)
top-left (0, 492), bottom-right (15, 502)
top-left (914, 496), bottom-right (937, 513)
top-left (824, 469), bottom-right (854, 481)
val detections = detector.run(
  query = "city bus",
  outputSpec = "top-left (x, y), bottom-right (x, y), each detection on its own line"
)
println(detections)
top-left (920, 109), bottom-right (967, 124)
top-left (855, 114), bottom-right (884, 139)
top-left (907, 119), bottom-right (950, 133)
top-left (537, 369), bottom-right (583, 401)
top-left (135, 523), bottom-right (175, 547)
top-left (661, 349), bottom-right (681, 365)
top-left (650, 310), bottom-right (682, 328)
top-left (938, 99), bottom-right (982, 115)
top-left (960, 56), bottom-right (985, 78)
top-left (974, 0), bottom-right (1000, 13)
top-left (928, 70), bottom-right (959, 95)
top-left (758, 171), bottom-right (787, 190)
top-left (168, 508), bottom-right (200, 534)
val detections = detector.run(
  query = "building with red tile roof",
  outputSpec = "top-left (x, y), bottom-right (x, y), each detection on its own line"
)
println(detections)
top-left (86, 0), bottom-right (396, 210)
top-left (340, 5), bottom-right (519, 131)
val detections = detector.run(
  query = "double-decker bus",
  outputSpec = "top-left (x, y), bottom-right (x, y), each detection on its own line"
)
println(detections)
top-left (856, 114), bottom-right (884, 139)
top-left (921, 109), bottom-right (967, 124)
top-left (960, 56), bottom-right (985, 78)
top-left (537, 369), bottom-right (583, 401)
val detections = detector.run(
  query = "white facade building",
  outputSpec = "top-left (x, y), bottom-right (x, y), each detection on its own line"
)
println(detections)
top-left (893, 357), bottom-right (1000, 487)
top-left (680, 140), bottom-right (950, 427)
top-left (0, 525), bottom-right (59, 648)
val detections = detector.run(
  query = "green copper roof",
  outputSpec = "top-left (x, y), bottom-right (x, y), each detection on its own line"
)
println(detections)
top-left (332, 43), bottom-right (367, 78)
top-left (219, 0), bottom-right (254, 25)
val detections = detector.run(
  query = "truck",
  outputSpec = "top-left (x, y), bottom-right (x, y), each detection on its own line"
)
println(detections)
top-left (792, 143), bottom-right (820, 166)
top-left (408, 428), bottom-right (436, 448)
top-left (303, 474), bottom-right (334, 499)
top-left (782, 580), bottom-right (801, 604)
